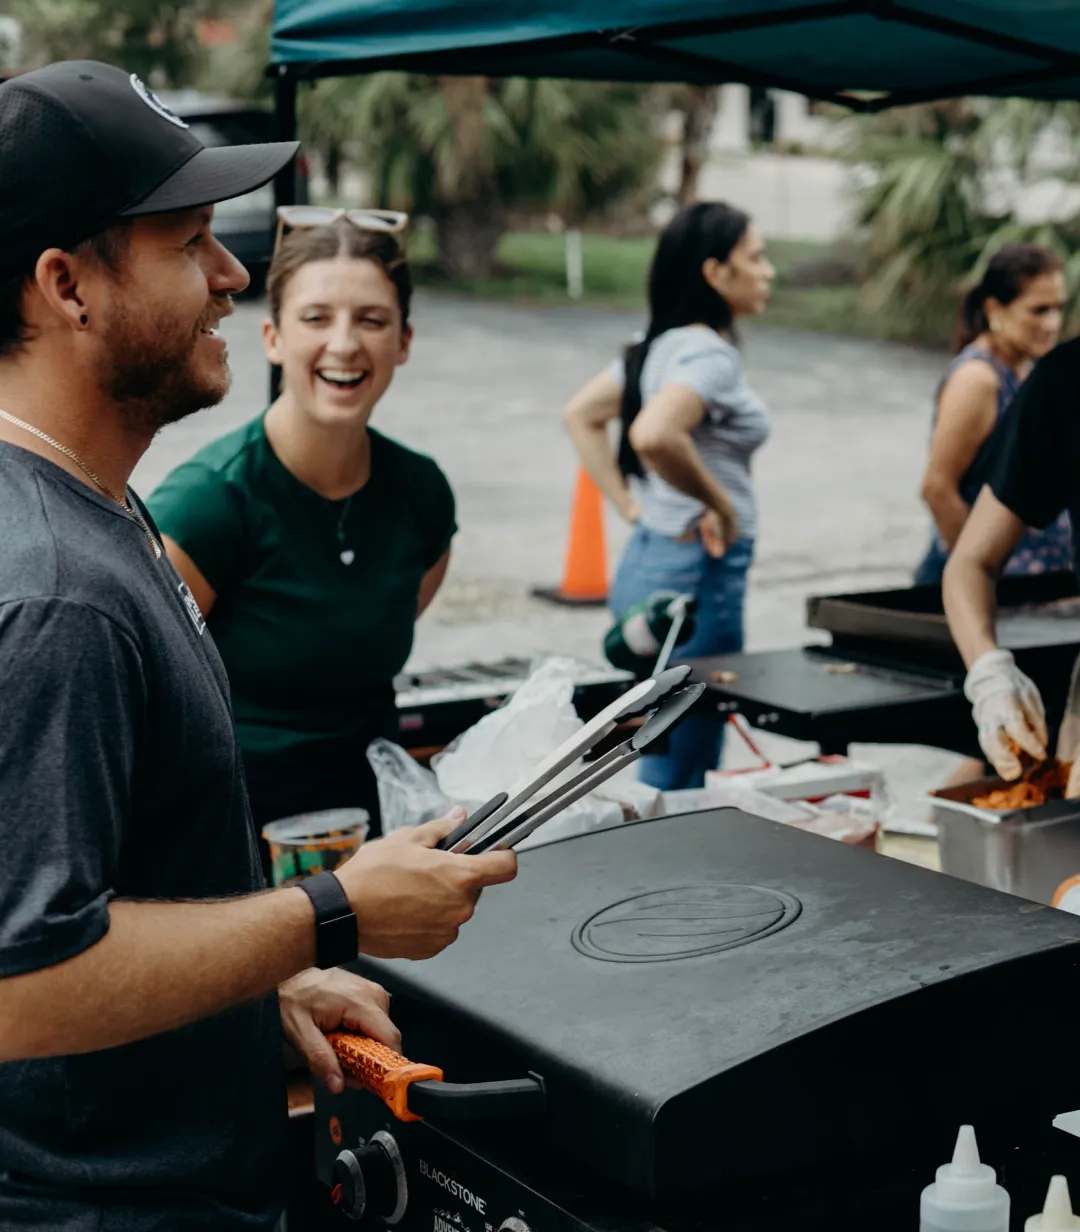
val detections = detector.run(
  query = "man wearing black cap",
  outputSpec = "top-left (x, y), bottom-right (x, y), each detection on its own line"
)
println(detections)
top-left (0, 61), bottom-right (516, 1230)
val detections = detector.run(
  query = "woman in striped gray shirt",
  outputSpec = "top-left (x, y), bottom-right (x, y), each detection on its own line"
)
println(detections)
top-left (563, 202), bottom-right (774, 790)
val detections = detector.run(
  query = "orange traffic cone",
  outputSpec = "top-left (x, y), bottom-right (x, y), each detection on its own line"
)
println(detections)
top-left (532, 468), bottom-right (608, 606)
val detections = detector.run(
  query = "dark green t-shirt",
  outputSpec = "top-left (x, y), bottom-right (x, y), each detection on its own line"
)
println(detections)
top-left (147, 416), bottom-right (456, 762)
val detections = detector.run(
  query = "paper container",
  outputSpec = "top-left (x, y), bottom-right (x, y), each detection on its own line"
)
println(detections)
top-left (261, 809), bottom-right (369, 887)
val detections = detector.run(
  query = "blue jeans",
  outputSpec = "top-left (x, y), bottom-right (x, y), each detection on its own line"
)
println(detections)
top-left (609, 528), bottom-right (752, 791)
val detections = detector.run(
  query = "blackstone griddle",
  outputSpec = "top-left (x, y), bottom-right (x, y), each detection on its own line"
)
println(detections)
top-left (689, 572), bottom-right (1080, 756)
top-left (313, 809), bottom-right (1080, 1231)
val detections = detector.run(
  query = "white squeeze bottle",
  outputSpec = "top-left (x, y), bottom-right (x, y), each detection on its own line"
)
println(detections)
top-left (920, 1125), bottom-right (1010, 1232)
top-left (1025, 1176), bottom-right (1080, 1230)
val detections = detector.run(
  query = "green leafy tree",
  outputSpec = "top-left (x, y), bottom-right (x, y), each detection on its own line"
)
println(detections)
top-left (198, 0), bottom-right (271, 100)
top-left (195, 4), bottom-right (357, 192)
top-left (299, 76), bottom-right (373, 197)
top-left (668, 85), bottom-right (721, 205)
top-left (209, 10), bottom-right (660, 277)
top-left (302, 73), bottom-right (661, 278)
top-left (12, 0), bottom-right (217, 85)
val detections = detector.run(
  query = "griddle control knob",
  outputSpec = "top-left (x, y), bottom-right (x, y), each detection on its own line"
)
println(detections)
top-left (498, 1219), bottom-right (532, 1232)
top-left (332, 1132), bottom-right (408, 1224)
top-left (331, 1148), bottom-right (367, 1221)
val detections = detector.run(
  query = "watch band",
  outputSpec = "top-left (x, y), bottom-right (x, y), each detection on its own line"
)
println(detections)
top-left (297, 871), bottom-right (358, 969)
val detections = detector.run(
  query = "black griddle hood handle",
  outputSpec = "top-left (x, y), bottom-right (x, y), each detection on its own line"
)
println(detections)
top-left (328, 1032), bottom-right (545, 1123)
top-left (408, 1071), bottom-right (546, 1121)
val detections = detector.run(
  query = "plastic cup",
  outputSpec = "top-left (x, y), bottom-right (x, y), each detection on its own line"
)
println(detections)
top-left (261, 809), bottom-right (370, 887)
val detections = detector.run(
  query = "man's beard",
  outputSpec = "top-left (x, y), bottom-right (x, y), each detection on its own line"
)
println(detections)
top-left (98, 295), bottom-right (233, 435)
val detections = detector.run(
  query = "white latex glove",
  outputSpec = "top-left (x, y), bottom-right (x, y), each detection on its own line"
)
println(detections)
top-left (963, 648), bottom-right (1047, 781)
top-left (1059, 654), bottom-right (1080, 799)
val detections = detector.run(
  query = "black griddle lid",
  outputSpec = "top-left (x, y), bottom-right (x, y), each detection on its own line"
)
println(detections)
top-left (353, 810), bottom-right (1080, 1198)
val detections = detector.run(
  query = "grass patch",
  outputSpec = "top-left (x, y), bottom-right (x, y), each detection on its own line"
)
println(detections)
top-left (409, 229), bottom-right (876, 340)
top-left (410, 230), bottom-right (651, 307)
top-left (767, 283), bottom-right (869, 338)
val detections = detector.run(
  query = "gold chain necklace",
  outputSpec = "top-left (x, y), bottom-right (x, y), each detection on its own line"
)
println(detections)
top-left (0, 407), bottom-right (161, 559)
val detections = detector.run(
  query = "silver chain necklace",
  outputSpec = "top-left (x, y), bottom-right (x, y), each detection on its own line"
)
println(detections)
top-left (0, 407), bottom-right (161, 559)
top-left (335, 495), bottom-right (355, 565)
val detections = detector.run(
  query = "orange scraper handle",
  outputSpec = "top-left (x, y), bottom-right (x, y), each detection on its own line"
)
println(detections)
top-left (327, 1032), bottom-right (443, 1122)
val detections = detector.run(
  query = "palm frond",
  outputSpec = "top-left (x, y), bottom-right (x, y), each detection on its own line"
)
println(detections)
top-left (849, 97), bottom-right (1080, 343)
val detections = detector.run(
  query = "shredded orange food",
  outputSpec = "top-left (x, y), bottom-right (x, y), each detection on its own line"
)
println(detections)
top-left (972, 758), bottom-right (1071, 810)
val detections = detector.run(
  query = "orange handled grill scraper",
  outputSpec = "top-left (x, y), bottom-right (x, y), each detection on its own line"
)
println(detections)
top-left (327, 1033), bottom-right (443, 1122)
top-left (327, 1032), bottom-right (545, 1123)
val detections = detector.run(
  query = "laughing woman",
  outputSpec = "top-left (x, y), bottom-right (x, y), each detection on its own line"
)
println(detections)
top-left (148, 211), bottom-right (455, 838)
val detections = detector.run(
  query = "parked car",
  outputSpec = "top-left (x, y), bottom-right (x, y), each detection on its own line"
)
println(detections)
top-left (158, 91), bottom-right (310, 295)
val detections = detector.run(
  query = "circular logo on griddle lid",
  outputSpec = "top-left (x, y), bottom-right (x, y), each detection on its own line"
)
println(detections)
top-left (572, 884), bottom-right (801, 963)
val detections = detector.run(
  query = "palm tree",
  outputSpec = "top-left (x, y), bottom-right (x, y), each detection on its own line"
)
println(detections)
top-left (848, 99), bottom-right (1080, 344)
top-left (354, 74), bottom-right (510, 277)
top-left (212, 6), bottom-right (661, 279)
top-left (202, 0), bottom-right (348, 192)
top-left (669, 85), bottom-right (721, 205)
top-left (337, 73), bottom-right (662, 278)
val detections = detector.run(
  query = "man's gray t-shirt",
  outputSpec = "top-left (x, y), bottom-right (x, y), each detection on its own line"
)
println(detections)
top-left (612, 325), bottom-right (771, 539)
top-left (0, 444), bottom-right (287, 1230)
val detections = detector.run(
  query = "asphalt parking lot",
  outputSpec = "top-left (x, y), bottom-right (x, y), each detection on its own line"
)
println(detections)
top-left (133, 292), bottom-right (964, 824)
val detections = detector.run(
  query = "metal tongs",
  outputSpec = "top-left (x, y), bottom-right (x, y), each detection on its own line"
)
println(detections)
top-left (437, 664), bottom-right (705, 854)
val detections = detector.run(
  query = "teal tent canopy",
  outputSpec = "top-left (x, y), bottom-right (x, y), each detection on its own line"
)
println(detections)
top-left (270, 1), bottom-right (1080, 112)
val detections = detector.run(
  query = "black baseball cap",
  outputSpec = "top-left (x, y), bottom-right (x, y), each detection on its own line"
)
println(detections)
top-left (0, 59), bottom-right (299, 278)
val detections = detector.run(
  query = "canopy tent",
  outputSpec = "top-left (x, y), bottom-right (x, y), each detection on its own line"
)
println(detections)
top-left (265, 0), bottom-right (1080, 388)
top-left (270, 1), bottom-right (1080, 112)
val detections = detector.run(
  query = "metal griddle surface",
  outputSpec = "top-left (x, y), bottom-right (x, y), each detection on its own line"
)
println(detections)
top-left (690, 646), bottom-right (960, 715)
top-left (808, 573), bottom-right (1080, 653)
top-left (352, 810), bottom-right (1080, 1198)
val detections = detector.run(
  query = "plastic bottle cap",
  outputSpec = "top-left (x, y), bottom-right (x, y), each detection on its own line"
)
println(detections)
top-left (921, 1125), bottom-right (1009, 1232)
top-left (1026, 1176), bottom-right (1080, 1231)
top-left (933, 1126), bottom-right (1000, 1204)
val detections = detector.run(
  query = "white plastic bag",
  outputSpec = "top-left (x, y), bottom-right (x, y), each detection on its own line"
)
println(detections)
top-left (797, 793), bottom-right (881, 848)
top-left (432, 657), bottom-right (583, 804)
top-left (685, 777), bottom-right (817, 824)
top-left (671, 778), bottom-right (879, 848)
top-left (432, 656), bottom-right (625, 848)
top-left (593, 762), bottom-right (664, 820)
top-left (367, 738), bottom-right (452, 833)
top-left (515, 794), bottom-right (624, 851)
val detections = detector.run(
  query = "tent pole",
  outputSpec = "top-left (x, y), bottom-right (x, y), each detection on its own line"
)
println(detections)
top-left (269, 67), bottom-right (298, 402)
top-left (273, 67), bottom-right (298, 207)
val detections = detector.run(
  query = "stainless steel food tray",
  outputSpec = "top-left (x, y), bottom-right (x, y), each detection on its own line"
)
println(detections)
top-left (931, 776), bottom-right (1080, 904)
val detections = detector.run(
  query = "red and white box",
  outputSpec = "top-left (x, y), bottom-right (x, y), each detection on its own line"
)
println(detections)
top-left (706, 755), bottom-right (883, 804)
top-left (704, 715), bottom-right (884, 805)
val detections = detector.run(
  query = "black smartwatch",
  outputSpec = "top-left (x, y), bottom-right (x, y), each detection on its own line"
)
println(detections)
top-left (296, 871), bottom-right (358, 969)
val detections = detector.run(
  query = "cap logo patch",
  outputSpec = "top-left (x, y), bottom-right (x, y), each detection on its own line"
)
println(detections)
top-left (129, 74), bottom-right (188, 129)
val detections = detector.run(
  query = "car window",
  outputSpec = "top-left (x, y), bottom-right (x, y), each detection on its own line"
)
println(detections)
top-left (213, 184), bottom-right (275, 221)
top-left (179, 109), bottom-right (279, 229)
top-left (183, 113), bottom-right (274, 147)
top-left (186, 121), bottom-right (229, 148)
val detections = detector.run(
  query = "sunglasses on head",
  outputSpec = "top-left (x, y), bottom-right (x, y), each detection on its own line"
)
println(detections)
top-left (273, 206), bottom-right (410, 258)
